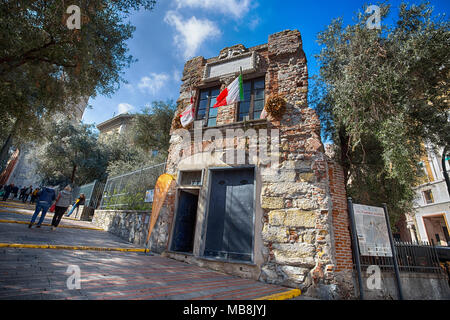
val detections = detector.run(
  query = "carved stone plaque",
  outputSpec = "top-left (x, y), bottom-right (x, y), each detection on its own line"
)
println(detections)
top-left (204, 52), bottom-right (256, 81)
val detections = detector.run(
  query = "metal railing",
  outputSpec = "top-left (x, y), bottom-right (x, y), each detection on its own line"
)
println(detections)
top-left (99, 163), bottom-right (166, 211)
top-left (358, 241), bottom-right (443, 274)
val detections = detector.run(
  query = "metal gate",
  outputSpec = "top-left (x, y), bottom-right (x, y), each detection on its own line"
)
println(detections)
top-left (72, 180), bottom-right (105, 209)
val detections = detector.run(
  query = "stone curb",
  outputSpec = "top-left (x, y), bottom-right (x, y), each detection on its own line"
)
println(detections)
top-left (255, 289), bottom-right (302, 300)
top-left (0, 243), bottom-right (148, 253)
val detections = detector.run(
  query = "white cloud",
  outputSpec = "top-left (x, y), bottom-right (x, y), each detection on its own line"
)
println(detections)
top-left (248, 16), bottom-right (261, 30)
top-left (124, 83), bottom-right (136, 94)
top-left (174, 0), bottom-right (252, 19)
top-left (117, 103), bottom-right (135, 115)
top-left (164, 11), bottom-right (221, 59)
top-left (138, 73), bottom-right (170, 95)
top-left (173, 68), bottom-right (182, 82)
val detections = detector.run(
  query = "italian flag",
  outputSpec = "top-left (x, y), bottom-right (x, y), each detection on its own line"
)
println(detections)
top-left (213, 74), bottom-right (244, 108)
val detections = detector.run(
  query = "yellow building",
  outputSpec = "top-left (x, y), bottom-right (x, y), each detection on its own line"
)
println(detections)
top-left (409, 143), bottom-right (450, 246)
top-left (96, 113), bottom-right (135, 139)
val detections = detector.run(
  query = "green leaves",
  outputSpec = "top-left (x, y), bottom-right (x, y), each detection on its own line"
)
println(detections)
top-left (131, 100), bottom-right (177, 156)
top-left (35, 119), bottom-right (104, 186)
top-left (312, 1), bottom-right (450, 225)
top-left (0, 0), bottom-right (156, 170)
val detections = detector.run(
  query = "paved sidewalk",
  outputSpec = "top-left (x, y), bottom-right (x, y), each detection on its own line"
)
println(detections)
top-left (0, 200), bottom-right (301, 300)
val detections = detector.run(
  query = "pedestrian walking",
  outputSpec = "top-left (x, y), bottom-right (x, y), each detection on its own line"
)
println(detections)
top-left (51, 186), bottom-right (72, 230)
top-left (19, 187), bottom-right (27, 201)
top-left (23, 185), bottom-right (33, 203)
top-left (2, 183), bottom-right (13, 201)
top-left (66, 193), bottom-right (85, 217)
top-left (30, 187), bottom-right (40, 204)
top-left (28, 186), bottom-right (56, 228)
top-left (12, 185), bottom-right (19, 200)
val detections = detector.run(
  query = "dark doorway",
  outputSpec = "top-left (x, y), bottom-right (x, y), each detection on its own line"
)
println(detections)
top-left (204, 168), bottom-right (254, 262)
top-left (171, 190), bottom-right (199, 253)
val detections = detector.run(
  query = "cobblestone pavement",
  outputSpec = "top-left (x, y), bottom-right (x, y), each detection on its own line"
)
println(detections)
top-left (0, 200), bottom-right (301, 300)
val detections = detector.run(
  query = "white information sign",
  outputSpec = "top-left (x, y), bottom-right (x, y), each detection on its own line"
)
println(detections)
top-left (353, 204), bottom-right (393, 257)
top-left (144, 189), bottom-right (154, 203)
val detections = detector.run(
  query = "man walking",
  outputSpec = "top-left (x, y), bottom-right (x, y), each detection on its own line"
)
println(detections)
top-left (66, 193), bottom-right (85, 218)
top-left (28, 186), bottom-right (56, 228)
top-left (23, 185), bottom-right (33, 203)
top-left (2, 184), bottom-right (13, 201)
top-left (19, 187), bottom-right (27, 201)
top-left (12, 185), bottom-right (19, 200)
top-left (30, 187), bottom-right (39, 204)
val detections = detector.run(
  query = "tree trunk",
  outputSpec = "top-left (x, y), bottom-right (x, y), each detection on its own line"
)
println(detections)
top-left (338, 126), bottom-right (351, 187)
top-left (442, 146), bottom-right (450, 196)
top-left (0, 119), bottom-right (19, 172)
top-left (71, 164), bottom-right (77, 185)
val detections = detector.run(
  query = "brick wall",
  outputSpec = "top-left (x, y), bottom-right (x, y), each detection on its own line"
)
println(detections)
top-left (328, 162), bottom-right (353, 272)
top-left (327, 161), bottom-right (355, 298)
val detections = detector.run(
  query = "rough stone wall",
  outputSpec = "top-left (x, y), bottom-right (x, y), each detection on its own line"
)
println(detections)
top-left (257, 30), bottom-right (342, 297)
top-left (163, 30), bottom-right (355, 299)
top-left (216, 103), bottom-right (236, 126)
top-left (93, 210), bottom-right (151, 246)
top-left (93, 206), bottom-right (174, 251)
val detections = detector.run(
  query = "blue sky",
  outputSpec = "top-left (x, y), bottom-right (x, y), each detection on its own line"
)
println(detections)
top-left (82, 0), bottom-right (449, 127)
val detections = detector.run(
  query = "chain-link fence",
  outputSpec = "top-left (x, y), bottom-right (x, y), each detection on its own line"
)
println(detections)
top-left (99, 163), bottom-right (166, 211)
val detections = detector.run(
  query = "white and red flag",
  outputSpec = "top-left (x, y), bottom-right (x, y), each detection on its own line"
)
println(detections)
top-left (213, 74), bottom-right (244, 108)
top-left (180, 96), bottom-right (195, 127)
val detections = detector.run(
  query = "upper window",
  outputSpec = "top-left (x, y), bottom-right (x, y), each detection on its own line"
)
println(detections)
top-left (238, 78), bottom-right (265, 121)
top-left (196, 77), bottom-right (265, 126)
top-left (423, 189), bottom-right (434, 204)
top-left (196, 87), bottom-right (220, 127)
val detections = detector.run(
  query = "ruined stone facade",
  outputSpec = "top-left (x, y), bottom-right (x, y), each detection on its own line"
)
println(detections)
top-left (149, 30), bottom-right (355, 299)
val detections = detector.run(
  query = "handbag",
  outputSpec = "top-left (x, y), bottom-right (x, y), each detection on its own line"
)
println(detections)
top-left (49, 193), bottom-right (61, 213)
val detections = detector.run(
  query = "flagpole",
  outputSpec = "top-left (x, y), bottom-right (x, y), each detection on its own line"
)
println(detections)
top-left (239, 67), bottom-right (244, 102)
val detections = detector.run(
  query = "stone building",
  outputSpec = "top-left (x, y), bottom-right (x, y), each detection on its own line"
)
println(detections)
top-left (408, 142), bottom-right (450, 246)
top-left (96, 113), bottom-right (135, 140)
top-left (148, 30), bottom-right (355, 299)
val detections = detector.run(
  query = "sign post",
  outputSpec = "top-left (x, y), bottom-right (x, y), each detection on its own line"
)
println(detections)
top-left (347, 197), bottom-right (365, 300)
top-left (382, 203), bottom-right (404, 300)
top-left (349, 199), bottom-right (404, 300)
